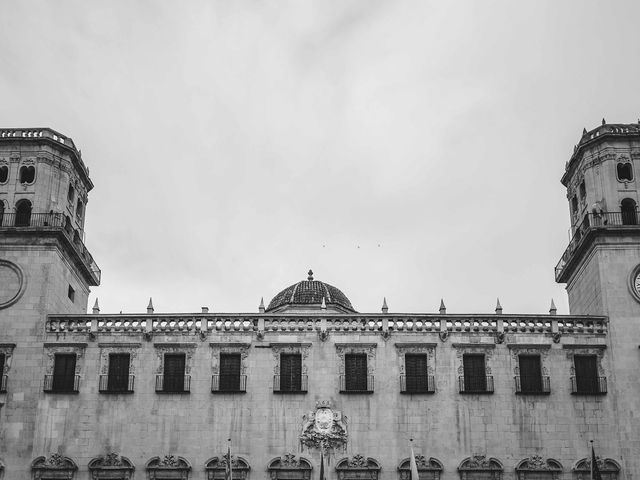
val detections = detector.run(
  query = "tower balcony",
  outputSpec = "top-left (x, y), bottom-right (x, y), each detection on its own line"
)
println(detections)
top-left (0, 212), bottom-right (101, 285)
top-left (556, 211), bottom-right (639, 282)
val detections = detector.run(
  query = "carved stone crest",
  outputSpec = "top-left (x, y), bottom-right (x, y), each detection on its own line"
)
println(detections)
top-left (300, 400), bottom-right (348, 451)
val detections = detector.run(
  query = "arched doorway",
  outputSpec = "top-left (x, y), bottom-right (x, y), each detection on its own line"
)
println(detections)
top-left (621, 198), bottom-right (637, 225)
top-left (15, 199), bottom-right (32, 227)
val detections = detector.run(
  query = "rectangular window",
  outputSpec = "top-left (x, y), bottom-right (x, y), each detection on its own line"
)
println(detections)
top-left (279, 353), bottom-right (302, 392)
top-left (0, 353), bottom-right (5, 392)
top-left (463, 354), bottom-right (487, 392)
top-left (518, 355), bottom-right (543, 393)
top-left (219, 353), bottom-right (241, 391)
top-left (67, 285), bottom-right (75, 302)
top-left (345, 353), bottom-right (368, 391)
top-left (163, 353), bottom-right (186, 393)
top-left (107, 353), bottom-right (131, 392)
top-left (52, 353), bottom-right (77, 392)
top-left (574, 355), bottom-right (600, 394)
top-left (405, 354), bottom-right (429, 393)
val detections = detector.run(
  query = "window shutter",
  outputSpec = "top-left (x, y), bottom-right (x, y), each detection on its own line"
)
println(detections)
top-left (518, 355), bottom-right (542, 393)
top-left (52, 354), bottom-right (76, 392)
top-left (280, 354), bottom-right (302, 391)
top-left (220, 353), bottom-right (241, 391)
top-left (463, 354), bottom-right (486, 392)
top-left (575, 355), bottom-right (598, 393)
top-left (107, 353), bottom-right (130, 391)
top-left (405, 354), bottom-right (428, 392)
top-left (345, 354), bottom-right (368, 391)
top-left (163, 354), bottom-right (186, 392)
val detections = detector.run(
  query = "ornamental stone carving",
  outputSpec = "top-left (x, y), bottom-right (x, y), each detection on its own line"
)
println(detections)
top-left (88, 453), bottom-right (135, 480)
top-left (98, 343), bottom-right (140, 375)
top-left (43, 343), bottom-right (86, 375)
top-left (153, 344), bottom-right (197, 375)
top-left (335, 455), bottom-right (380, 480)
top-left (205, 456), bottom-right (250, 480)
top-left (398, 456), bottom-right (443, 480)
top-left (507, 345), bottom-right (550, 377)
top-left (394, 343), bottom-right (436, 375)
top-left (31, 454), bottom-right (78, 480)
top-left (515, 456), bottom-right (562, 479)
top-left (458, 455), bottom-right (503, 480)
top-left (210, 343), bottom-right (250, 375)
top-left (300, 400), bottom-right (348, 451)
top-left (453, 344), bottom-right (495, 375)
top-left (146, 455), bottom-right (191, 480)
top-left (271, 343), bottom-right (311, 375)
top-left (335, 343), bottom-right (376, 376)
top-left (573, 457), bottom-right (620, 479)
top-left (267, 454), bottom-right (312, 480)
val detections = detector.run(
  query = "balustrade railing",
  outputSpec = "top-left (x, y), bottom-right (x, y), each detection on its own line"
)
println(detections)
top-left (155, 374), bottom-right (190, 393)
top-left (339, 374), bottom-right (374, 393)
top-left (515, 375), bottom-right (550, 394)
top-left (400, 374), bottom-right (435, 394)
top-left (44, 374), bottom-right (80, 393)
top-left (211, 374), bottom-right (247, 393)
top-left (459, 375), bottom-right (494, 394)
top-left (570, 375), bottom-right (607, 395)
top-left (98, 374), bottom-right (135, 393)
top-left (273, 374), bottom-right (308, 393)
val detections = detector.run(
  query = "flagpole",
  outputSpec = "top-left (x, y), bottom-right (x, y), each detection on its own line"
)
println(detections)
top-left (409, 438), bottom-right (419, 480)
top-left (590, 440), bottom-right (593, 480)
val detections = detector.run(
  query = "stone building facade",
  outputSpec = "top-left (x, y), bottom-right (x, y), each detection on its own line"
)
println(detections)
top-left (0, 124), bottom-right (639, 479)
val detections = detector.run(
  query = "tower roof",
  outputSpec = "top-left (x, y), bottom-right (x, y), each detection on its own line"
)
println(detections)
top-left (266, 270), bottom-right (356, 313)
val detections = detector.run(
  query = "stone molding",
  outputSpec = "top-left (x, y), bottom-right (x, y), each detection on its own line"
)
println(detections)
top-left (210, 343), bottom-right (250, 375)
top-left (271, 343), bottom-right (311, 375)
top-left (335, 343), bottom-right (376, 376)
top-left (146, 455), bottom-right (191, 480)
top-left (394, 343), bottom-right (436, 375)
top-left (205, 456), bottom-right (250, 480)
top-left (336, 455), bottom-right (381, 480)
top-left (153, 344), bottom-right (197, 375)
top-left (31, 454), bottom-right (78, 480)
top-left (267, 454), bottom-right (312, 480)
top-left (99, 344), bottom-right (140, 375)
top-left (43, 344), bottom-right (85, 375)
top-left (88, 453), bottom-right (135, 479)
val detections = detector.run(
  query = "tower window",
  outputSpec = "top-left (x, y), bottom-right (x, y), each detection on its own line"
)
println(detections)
top-left (19, 165), bottom-right (35, 184)
top-left (0, 165), bottom-right (8, 183)
top-left (579, 180), bottom-right (586, 200)
top-left (67, 184), bottom-right (75, 202)
top-left (571, 195), bottom-right (579, 216)
top-left (67, 285), bottom-right (75, 302)
top-left (617, 162), bottom-right (633, 181)
top-left (15, 199), bottom-right (32, 227)
top-left (76, 200), bottom-right (84, 220)
top-left (621, 198), bottom-right (637, 225)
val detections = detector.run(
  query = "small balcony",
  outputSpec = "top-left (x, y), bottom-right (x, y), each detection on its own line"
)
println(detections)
top-left (0, 212), bottom-right (101, 284)
top-left (273, 374), bottom-right (308, 394)
top-left (155, 374), bottom-right (191, 393)
top-left (459, 375), bottom-right (494, 394)
top-left (44, 374), bottom-right (80, 393)
top-left (212, 374), bottom-right (247, 393)
top-left (339, 374), bottom-right (374, 394)
top-left (515, 375), bottom-right (550, 395)
top-left (400, 374), bottom-right (435, 394)
top-left (556, 211), bottom-right (639, 282)
top-left (99, 374), bottom-right (135, 393)
top-left (0, 374), bottom-right (7, 392)
top-left (570, 376), bottom-right (607, 395)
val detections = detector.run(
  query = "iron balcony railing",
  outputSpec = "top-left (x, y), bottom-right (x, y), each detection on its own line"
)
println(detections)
top-left (570, 376), bottom-right (607, 395)
top-left (400, 375), bottom-right (435, 394)
top-left (0, 374), bottom-right (7, 392)
top-left (155, 374), bottom-right (191, 393)
top-left (339, 374), bottom-right (374, 393)
top-left (98, 374), bottom-right (135, 393)
top-left (44, 374), bottom-right (80, 393)
top-left (459, 375), bottom-right (494, 394)
top-left (273, 374), bottom-right (308, 393)
top-left (0, 212), bottom-right (101, 283)
top-left (556, 211), bottom-right (639, 281)
top-left (515, 375), bottom-right (551, 395)
top-left (211, 374), bottom-right (247, 393)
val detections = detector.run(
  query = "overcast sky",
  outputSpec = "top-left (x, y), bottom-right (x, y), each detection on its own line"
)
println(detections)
top-left (2, 1), bottom-right (640, 315)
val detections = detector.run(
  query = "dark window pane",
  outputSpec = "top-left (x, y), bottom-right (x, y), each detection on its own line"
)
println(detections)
top-left (107, 353), bottom-right (130, 391)
top-left (19, 166), bottom-right (35, 184)
top-left (345, 354), bottom-right (367, 391)
top-left (280, 354), bottom-right (302, 391)
top-left (575, 355), bottom-right (599, 393)
top-left (519, 355), bottom-right (542, 392)
top-left (617, 162), bottom-right (633, 181)
top-left (220, 353), bottom-right (241, 391)
top-left (621, 198), bottom-right (637, 225)
top-left (163, 354), bottom-right (185, 392)
top-left (15, 200), bottom-right (32, 227)
top-left (405, 354), bottom-right (428, 392)
top-left (463, 354), bottom-right (486, 392)
top-left (52, 354), bottom-right (76, 392)
top-left (0, 166), bottom-right (8, 183)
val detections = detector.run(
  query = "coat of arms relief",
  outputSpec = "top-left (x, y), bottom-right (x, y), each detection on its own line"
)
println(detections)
top-left (300, 400), bottom-right (348, 452)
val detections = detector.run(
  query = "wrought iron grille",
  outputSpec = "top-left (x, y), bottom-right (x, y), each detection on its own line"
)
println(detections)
top-left (98, 374), bottom-right (135, 393)
top-left (155, 374), bottom-right (191, 393)
top-left (273, 374), bottom-right (308, 393)
top-left (400, 374), bottom-right (435, 393)
top-left (339, 374), bottom-right (374, 393)
top-left (44, 374), bottom-right (80, 393)
top-left (212, 374), bottom-right (247, 393)
top-left (459, 375), bottom-right (494, 393)
top-left (515, 375), bottom-right (550, 394)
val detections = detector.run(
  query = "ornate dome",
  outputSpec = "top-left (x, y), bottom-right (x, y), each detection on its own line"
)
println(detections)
top-left (266, 270), bottom-right (356, 313)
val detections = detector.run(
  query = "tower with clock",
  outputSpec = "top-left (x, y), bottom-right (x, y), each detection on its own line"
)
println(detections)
top-left (555, 120), bottom-right (640, 463)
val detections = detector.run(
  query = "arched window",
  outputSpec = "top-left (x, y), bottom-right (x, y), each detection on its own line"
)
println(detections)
top-left (336, 455), bottom-right (381, 480)
top-left (67, 184), bottom-right (74, 202)
top-left (579, 180), bottom-right (586, 200)
top-left (88, 453), bottom-right (135, 479)
top-left (617, 162), bottom-right (633, 181)
top-left (15, 199), bottom-right (32, 227)
top-left (620, 198), bottom-right (637, 225)
top-left (31, 453), bottom-right (78, 479)
top-left (515, 456), bottom-right (562, 479)
top-left (267, 454), bottom-right (312, 480)
top-left (75, 200), bottom-right (83, 220)
top-left (205, 456), bottom-right (250, 480)
top-left (571, 195), bottom-right (579, 216)
top-left (573, 457), bottom-right (620, 480)
top-left (19, 165), bottom-right (35, 184)
top-left (457, 455), bottom-right (503, 480)
top-left (146, 455), bottom-right (191, 480)
top-left (0, 165), bottom-right (8, 183)
top-left (398, 456), bottom-right (443, 480)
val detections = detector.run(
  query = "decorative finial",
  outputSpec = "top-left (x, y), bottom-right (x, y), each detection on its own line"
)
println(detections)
top-left (321, 297), bottom-right (326, 310)
top-left (147, 297), bottom-right (154, 314)
top-left (602, 118), bottom-right (606, 125)
top-left (495, 298), bottom-right (502, 314)
top-left (583, 128), bottom-right (587, 135)
top-left (439, 298), bottom-right (446, 315)
top-left (259, 297), bottom-right (265, 313)
top-left (308, 269), bottom-right (314, 281)
top-left (382, 297), bottom-right (388, 314)
top-left (92, 298), bottom-right (100, 314)
top-left (549, 298), bottom-right (557, 316)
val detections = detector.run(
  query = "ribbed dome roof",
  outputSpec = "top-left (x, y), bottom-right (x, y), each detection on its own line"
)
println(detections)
top-left (266, 270), bottom-right (355, 313)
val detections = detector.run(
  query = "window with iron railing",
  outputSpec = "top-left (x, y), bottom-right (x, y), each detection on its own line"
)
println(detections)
top-left (401, 354), bottom-right (434, 394)
top-left (515, 355), bottom-right (550, 394)
top-left (275, 353), bottom-right (306, 393)
top-left (157, 353), bottom-right (189, 393)
top-left (460, 354), bottom-right (493, 394)
top-left (99, 353), bottom-right (133, 393)
top-left (341, 354), bottom-right (373, 393)
top-left (45, 353), bottom-right (79, 393)
top-left (572, 355), bottom-right (606, 395)
top-left (212, 353), bottom-right (245, 393)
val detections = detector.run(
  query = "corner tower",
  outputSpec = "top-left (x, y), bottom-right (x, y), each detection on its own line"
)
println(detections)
top-left (0, 128), bottom-right (100, 319)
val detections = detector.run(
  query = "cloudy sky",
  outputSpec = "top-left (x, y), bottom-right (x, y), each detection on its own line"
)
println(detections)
top-left (2, 1), bottom-right (640, 315)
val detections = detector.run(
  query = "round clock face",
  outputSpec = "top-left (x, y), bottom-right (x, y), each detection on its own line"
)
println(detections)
top-left (630, 265), bottom-right (640, 303)
top-left (635, 273), bottom-right (640, 295)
